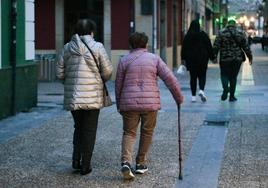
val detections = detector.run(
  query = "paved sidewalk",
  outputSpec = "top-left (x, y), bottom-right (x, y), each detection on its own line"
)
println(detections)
top-left (0, 81), bottom-right (204, 187)
top-left (0, 44), bottom-right (267, 188)
top-left (0, 100), bottom-right (203, 188)
top-left (176, 44), bottom-right (268, 188)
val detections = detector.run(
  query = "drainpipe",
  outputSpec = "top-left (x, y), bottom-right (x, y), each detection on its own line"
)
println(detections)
top-left (152, 0), bottom-right (157, 53)
top-left (10, 0), bottom-right (17, 115)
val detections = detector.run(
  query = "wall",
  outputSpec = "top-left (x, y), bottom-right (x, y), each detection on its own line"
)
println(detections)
top-left (35, 0), bottom-right (55, 54)
top-left (0, 0), bottom-right (37, 120)
top-left (55, 0), bottom-right (64, 54)
top-left (0, 65), bottom-right (37, 119)
top-left (104, 0), bottom-right (111, 57)
top-left (0, 0), bottom-right (1, 69)
top-left (135, 0), bottom-right (153, 51)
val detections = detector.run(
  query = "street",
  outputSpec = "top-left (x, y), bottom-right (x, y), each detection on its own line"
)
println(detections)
top-left (0, 44), bottom-right (267, 188)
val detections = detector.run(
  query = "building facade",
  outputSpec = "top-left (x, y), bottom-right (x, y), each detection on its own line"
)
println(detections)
top-left (35, 0), bottom-right (185, 80)
top-left (0, 0), bottom-right (37, 120)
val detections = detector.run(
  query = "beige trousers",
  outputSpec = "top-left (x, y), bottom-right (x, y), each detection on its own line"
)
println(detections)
top-left (121, 111), bottom-right (158, 165)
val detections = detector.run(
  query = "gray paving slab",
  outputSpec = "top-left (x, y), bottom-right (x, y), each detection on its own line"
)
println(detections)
top-left (175, 125), bottom-right (228, 188)
top-left (218, 115), bottom-right (268, 188)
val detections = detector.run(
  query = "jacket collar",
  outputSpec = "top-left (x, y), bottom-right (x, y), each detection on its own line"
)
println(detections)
top-left (130, 48), bottom-right (147, 53)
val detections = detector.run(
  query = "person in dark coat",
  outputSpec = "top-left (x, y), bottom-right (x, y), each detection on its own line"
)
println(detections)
top-left (181, 20), bottom-right (214, 102)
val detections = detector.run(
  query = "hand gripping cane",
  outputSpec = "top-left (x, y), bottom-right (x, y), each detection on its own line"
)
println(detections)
top-left (177, 104), bottom-right (183, 180)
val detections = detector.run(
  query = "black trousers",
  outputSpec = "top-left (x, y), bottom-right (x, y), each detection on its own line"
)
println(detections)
top-left (71, 109), bottom-right (100, 161)
top-left (220, 61), bottom-right (242, 97)
top-left (189, 68), bottom-right (207, 96)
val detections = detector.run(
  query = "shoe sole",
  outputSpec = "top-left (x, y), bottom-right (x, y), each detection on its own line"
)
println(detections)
top-left (198, 93), bottom-right (207, 102)
top-left (135, 168), bottom-right (148, 174)
top-left (121, 165), bottom-right (135, 180)
top-left (229, 98), bottom-right (237, 102)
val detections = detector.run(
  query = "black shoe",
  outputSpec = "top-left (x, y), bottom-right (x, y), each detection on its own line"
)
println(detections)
top-left (229, 96), bottom-right (237, 102)
top-left (221, 92), bottom-right (228, 101)
top-left (121, 162), bottom-right (135, 180)
top-left (80, 166), bottom-right (92, 175)
top-left (135, 164), bottom-right (148, 174)
top-left (72, 146), bottom-right (81, 170)
top-left (72, 160), bottom-right (81, 170)
top-left (80, 153), bottom-right (92, 175)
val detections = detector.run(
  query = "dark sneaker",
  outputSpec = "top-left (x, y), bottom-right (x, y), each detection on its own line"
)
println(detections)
top-left (221, 92), bottom-right (228, 101)
top-left (121, 162), bottom-right (135, 180)
top-left (72, 160), bottom-right (81, 170)
top-left (229, 96), bottom-right (237, 102)
top-left (135, 164), bottom-right (148, 174)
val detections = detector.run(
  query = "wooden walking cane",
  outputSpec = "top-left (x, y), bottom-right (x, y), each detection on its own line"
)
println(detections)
top-left (177, 104), bottom-right (183, 180)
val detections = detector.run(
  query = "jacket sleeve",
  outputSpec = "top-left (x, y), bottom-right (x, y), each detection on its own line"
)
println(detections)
top-left (115, 59), bottom-right (124, 110)
top-left (240, 33), bottom-right (253, 61)
top-left (56, 48), bottom-right (65, 80)
top-left (156, 57), bottom-right (184, 104)
top-left (213, 34), bottom-right (221, 58)
top-left (203, 32), bottom-right (214, 60)
top-left (98, 43), bottom-right (113, 82)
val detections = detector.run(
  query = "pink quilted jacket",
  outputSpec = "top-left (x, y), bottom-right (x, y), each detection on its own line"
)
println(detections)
top-left (115, 48), bottom-right (183, 111)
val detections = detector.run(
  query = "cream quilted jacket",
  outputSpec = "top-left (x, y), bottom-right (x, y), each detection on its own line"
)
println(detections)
top-left (56, 34), bottom-right (113, 110)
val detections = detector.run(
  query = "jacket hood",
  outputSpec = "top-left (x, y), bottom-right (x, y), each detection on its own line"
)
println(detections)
top-left (188, 20), bottom-right (200, 33)
top-left (68, 34), bottom-right (94, 56)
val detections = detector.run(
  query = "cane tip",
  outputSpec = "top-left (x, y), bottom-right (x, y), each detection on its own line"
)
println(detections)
top-left (179, 174), bottom-right (183, 180)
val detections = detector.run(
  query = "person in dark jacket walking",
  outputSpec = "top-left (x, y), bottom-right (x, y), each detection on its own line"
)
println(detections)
top-left (181, 20), bottom-right (214, 103)
top-left (213, 19), bottom-right (252, 101)
top-left (115, 32), bottom-right (184, 180)
top-left (56, 19), bottom-right (113, 175)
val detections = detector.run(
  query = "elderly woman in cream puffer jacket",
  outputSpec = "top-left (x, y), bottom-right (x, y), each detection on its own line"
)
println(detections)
top-left (56, 19), bottom-right (113, 176)
top-left (57, 34), bottom-right (112, 110)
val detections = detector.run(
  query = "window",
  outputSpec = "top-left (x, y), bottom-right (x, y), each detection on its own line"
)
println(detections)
top-left (25, 0), bottom-right (35, 60)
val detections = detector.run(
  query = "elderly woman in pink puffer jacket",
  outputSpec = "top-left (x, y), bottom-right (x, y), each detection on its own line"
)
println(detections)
top-left (115, 32), bottom-right (184, 180)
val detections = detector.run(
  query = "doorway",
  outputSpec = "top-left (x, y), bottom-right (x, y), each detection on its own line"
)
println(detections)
top-left (64, 0), bottom-right (104, 43)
